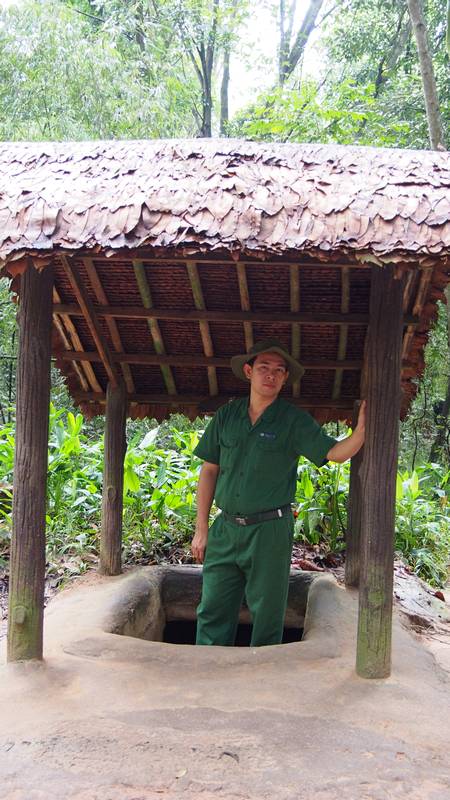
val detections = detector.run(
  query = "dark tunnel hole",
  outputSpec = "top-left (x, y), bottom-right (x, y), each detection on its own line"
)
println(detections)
top-left (163, 620), bottom-right (303, 645)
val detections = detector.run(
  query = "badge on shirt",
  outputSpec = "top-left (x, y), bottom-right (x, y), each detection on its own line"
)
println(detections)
top-left (259, 431), bottom-right (277, 440)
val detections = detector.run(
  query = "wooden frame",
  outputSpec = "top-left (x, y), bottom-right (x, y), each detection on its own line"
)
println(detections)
top-left (7, 263), bottom-right (54, 661)
top-left (356, 264), bottom-right (405, 678)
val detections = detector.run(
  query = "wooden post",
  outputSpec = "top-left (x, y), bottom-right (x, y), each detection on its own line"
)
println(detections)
top-left (345, 402), bottom-right (364, 587)
top-left (356, 264), bottom-right (405, 679)
top-left (99, 381), bottom-right (127, 575)
top-left (7, 263), bottom-right (54, 662)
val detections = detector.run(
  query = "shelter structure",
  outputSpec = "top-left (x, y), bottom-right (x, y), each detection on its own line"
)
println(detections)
top-left (1, 139), bottom-right (449, 678)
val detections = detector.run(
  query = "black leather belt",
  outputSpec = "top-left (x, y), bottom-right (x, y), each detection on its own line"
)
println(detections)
top-left (221, 504), bottom-right (292, 527)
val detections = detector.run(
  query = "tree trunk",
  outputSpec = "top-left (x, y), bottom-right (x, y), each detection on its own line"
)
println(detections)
top-left (279, 0), bottom-right (297, 85)
top-left (220, 45), bottom-right (231, 134)
top-left (356, 265), bottom-right (405, 679)
top-left (200, 74), bottom-right (213, 137)
top-left (280, 0), bottom-right (325, 85)
top-left (99, 381), bottom-right (127, 576)
top-left (407, 0), bottom-right (446, 149)
top-left (7, 263), bottom-right (54, 662)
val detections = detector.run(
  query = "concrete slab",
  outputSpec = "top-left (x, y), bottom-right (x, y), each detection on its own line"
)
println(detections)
top-left (1, 567), bottom-right (450, 800)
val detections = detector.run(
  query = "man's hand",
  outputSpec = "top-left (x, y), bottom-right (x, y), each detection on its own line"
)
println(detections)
top-left (326, 399), bottom-right (366, 463)
top-left (191, 526), bottom-right (208, 563)
top-left (192, 461), bottom-right (220, 564)
top-left (355, 399), bottom-right (366, 435)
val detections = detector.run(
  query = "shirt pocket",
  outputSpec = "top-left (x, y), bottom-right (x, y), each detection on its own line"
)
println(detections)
top-left (254, 438), bottom-right (287, 472)
top-left (219, 436), bottom-right (239, 473)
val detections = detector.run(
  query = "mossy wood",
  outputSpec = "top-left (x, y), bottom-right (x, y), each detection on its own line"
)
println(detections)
top-left (100, 381), bottom-right (127, 576)
top-left (7, 264), bottom-right (54, 662)
top-left (345, 401), bottom-right (364, 588)
top-left (356, 264), bottom-right (405, 679)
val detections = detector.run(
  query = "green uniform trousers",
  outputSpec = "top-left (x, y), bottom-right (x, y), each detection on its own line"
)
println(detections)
top-left (196, 512), bottom-right (294, 647)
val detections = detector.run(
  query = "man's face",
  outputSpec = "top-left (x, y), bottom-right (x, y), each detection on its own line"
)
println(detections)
top-left (243, 351), bottom-right (289, 398)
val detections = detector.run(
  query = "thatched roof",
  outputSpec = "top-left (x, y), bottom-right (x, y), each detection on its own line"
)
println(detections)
top-left (0, 139), bottom-right (450, 264)
top-left (1, 139), bottom-right (449, 423)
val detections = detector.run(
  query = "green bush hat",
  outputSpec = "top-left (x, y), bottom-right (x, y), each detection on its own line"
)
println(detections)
top-left (230, 339), bottom-right (305, 386)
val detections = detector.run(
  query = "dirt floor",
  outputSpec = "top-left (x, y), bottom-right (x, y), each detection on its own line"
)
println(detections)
top-left (1, 567), bottom-right (450, 800)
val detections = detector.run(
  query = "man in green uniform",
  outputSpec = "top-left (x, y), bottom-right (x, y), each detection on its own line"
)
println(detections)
top-left (191, 339), bottom-right (366, 647)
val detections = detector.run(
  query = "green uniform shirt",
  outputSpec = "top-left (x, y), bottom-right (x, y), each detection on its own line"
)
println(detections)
top-left (194, 396), bottom-right (337, 516)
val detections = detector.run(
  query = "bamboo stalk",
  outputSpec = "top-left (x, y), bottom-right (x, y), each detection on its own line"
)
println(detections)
top-left (133, 260), bottom-right (177, 395)
top-left (186, 261), bottom-right (218, 396)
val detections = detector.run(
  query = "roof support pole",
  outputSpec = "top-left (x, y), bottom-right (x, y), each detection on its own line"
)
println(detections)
top-left (345, 401), bottom-right (364, 587)
top-left (356, 264), bottom-right (405, 679)
top-left (7, 262), bottom-right (54, 661)
top-left (99, 381), bottom-right (127, 576)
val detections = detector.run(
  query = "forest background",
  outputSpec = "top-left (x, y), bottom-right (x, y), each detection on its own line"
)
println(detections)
top-left (0, 0), bottom-right (449, 590)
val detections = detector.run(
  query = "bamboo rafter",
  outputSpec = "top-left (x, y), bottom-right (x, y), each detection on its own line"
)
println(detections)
top-left (59, 351), bottom-right (364, 369)
top-left (73, 390), bottom-right (355, 411)
top-left (402, 268), bottom-right (417, 314)
top-left (52, 286), bottom-right (101, 393)
top-left (332, 266), bottom-right (350, 400)
top-left (133, 260), bottom-right (177, 395)
top-left (52, 304), bottom-right (419, 326)
top-left (83, 258), bottom-right (135, 394)
top-left (402, 268), bottom-right (433, 359)
top-left (290, 264), bottom-right (301, 398)
top-left (186, 261), bottom-right (218, 396)
top-left (61, 255), bottom-right (120, 388)
top-left (236, 262), bottom-right (254, 351)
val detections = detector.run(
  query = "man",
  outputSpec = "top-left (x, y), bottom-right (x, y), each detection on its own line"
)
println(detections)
top-left (191, 339), bottom-right (366, 647)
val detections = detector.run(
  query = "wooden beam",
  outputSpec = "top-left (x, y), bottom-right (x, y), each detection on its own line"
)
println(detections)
top-left (402, 267), bottom-right (433, 359)
top-left (186, 261), bottom-right (218, 395)
top-left (133, 260), bottom-right (177, 395)
top-left (356, 264), bottom-right (405, 679)
top-left (236, 262), bottom-right (254, 351)
top-left (61, 256), bottom-right (120, 387)
top-left (74, 253), bottom-right (367, 270)
top-left (53, 305), bottom-right (89, 392)
top-left (100, 381), bottom-right (127, 576)
top-left (402, 269), bottom-right (417, 314)
top-left (53, 288), bottom-right (101, 393)
top-left (7, 263), bottom-right (54, 662)
top-left (290, 264), bottom-right (301, 398)
top-left (73, 390), bottom-right (354, 410)
top-left (332, 266), bottom-right (351, 400)
top-left (83, 258), bottom-right (135, 394)
top-left (59, 350), bottom-right (363, 370)
top-left (54, 303), bottom-right (420, 326)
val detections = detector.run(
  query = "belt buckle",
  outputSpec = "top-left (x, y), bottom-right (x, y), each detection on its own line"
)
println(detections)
top-left (235, 516), bottom-right (247, 526)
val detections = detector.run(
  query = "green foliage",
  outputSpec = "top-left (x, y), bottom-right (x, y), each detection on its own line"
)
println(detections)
top-left (0, 0), bottom-right (197, 140)
top-left (0, 278), bottom-right (17, 424)
top-left (1, 410), bottom-right (449, 586)
top-left (319, 0), bottom-right (450, 149)
top-left (229, 79), bottom-right (411, 146)
top-left (231, 0), bottom-right (449, 149)
top-left (395, 464), bottom-right (450, 585)
top-left (293, 448), bottom-right (450, 587)
top-left (400, 301), bottom-right (450, 467)
top-left (294, 459), bottom-right (348, 552)
top-left (0, 406), bottom-right (204, 578)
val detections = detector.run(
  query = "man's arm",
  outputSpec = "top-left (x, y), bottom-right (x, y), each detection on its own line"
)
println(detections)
top-left (191, 461), bottom-right (220, 564)
top-left (326, 400), bottom-right (366, 463)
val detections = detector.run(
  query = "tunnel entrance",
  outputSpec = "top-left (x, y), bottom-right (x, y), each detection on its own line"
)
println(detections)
top-left (163, 619), bottom-right (303, 645)
top-left (111, 565), bottom-right (315, 646)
